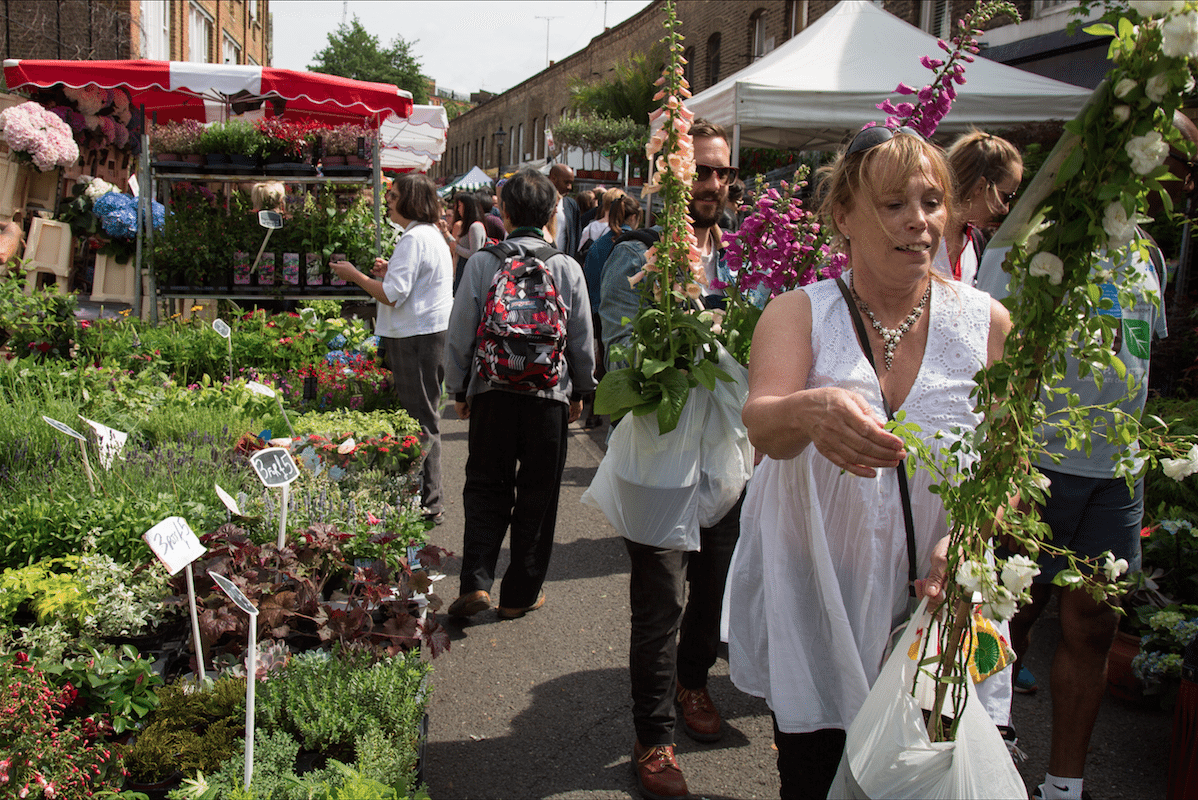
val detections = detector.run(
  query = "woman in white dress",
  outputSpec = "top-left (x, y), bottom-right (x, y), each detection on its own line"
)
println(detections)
top-left (725, 127), bottom-right (1012, 799)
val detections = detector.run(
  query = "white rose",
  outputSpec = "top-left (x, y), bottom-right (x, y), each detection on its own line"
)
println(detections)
top-left (1162, 10), bottom-right (1198, 59)
top-left (1114, 77), bottom-right (1138, 99)
top-left (955, 559), bottom-right (991, 596)
top-left (1113, 105), bottom-right (1131, 123)
top-left (1000, 554), bottom-right (1041, 595)
top-left (1102, 551), bottom-right (1130, 581)
top-left (1126, 130), bottom-right (1169, 175)
top-left (1023, 221), bottom-right (1052, 254)
top-left (1147, 72), bottom-right (1171, 102)
top-left (1103, 201), bottom-right (1139, 249)
top-left (1029, 251), bottom-right (1065, 285)
top-left (980, 584), bottom-right (1019, 622)
top-left (1161, 443), bottom-right (1198, 480)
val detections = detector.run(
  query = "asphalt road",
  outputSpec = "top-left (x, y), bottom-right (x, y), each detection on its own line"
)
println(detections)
top-left (421, 408), bottom-right (1172, 800)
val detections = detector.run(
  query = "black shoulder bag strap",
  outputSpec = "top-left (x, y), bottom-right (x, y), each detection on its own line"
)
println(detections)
top-left (835, 277), bottom-right (919, 598)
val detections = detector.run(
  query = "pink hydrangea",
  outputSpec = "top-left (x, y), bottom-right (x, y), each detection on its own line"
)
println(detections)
top-left (0, 101), bottom-right (80, 171)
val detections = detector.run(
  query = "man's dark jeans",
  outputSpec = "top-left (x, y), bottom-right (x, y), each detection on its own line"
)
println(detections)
top-left (624, 495), bottom-right (743, 746)
top-left (459, 390), bottom-right (569, 609)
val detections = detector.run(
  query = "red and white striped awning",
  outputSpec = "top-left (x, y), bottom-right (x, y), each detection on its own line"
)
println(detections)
top-left (2, 59), bottom-right (413, 126)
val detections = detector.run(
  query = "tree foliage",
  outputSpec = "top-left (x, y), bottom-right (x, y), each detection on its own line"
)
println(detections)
top-left (568, 46), bottom-right (663, 124)
top-left (308, 17), bottom-right (429, 105)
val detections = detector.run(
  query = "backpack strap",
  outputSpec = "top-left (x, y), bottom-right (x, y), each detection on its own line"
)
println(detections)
top-left (483, 241), bottom-right (562, 263)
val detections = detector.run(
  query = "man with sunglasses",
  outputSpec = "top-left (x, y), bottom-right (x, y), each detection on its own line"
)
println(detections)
top-left (599, 118), bottom-right (743, 800)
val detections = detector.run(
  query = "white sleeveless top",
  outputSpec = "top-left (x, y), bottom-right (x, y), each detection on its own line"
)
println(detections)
top-left (725, 273), bottom-right (993, 734)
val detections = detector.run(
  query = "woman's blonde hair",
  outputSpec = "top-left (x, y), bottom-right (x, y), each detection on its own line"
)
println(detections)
top-left (599, 187), bottom-right (626, 218)
top-left (818, 130), bottom-right (954, 250)
top-left (946, 128), bottom-right (1022, 206)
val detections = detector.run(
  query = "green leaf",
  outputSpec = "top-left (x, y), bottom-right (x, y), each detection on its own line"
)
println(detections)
top-left (642, 357), bottom-right (670, 379)
top-left (1082, 22), bottom-right (1116, 37)
top-left (594, 368), bottom-right (645, 415)
top-left (654, 367), bottom-right (691, 434)
top-left (1057, 146), bottom-right (1085, 184)
top-left (1123, 319), bottom-right (1151, 360)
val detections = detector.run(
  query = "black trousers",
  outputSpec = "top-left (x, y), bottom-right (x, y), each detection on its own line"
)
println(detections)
top-left (624, 495), bottom-right (742, 746)
top-left (458, 390), bottom-right (569, 609)
top-left (772, 716), bottom-right (846, 800)
top-left (383, 331), bottom-right (446, 514)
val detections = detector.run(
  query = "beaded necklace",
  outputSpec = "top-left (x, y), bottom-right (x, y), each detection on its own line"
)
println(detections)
top-left (850, 275), bottom-right (931, 370)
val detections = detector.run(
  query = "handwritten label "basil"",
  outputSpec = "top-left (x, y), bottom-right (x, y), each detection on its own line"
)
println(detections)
top-left (249, 447), bottom-right (299, 487)
top-left (143, 516), bottom-right (207, 576)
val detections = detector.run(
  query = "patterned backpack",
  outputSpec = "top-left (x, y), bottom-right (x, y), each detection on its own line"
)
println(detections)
top-left (475, 242), bottom-right (568, 390)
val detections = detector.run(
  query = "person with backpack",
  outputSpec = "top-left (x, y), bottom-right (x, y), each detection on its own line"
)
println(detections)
top-left (443, 167), bottom-right (596, 621)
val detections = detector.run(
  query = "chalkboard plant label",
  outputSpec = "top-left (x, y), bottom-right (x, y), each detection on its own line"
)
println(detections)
top-left (249, 447), bottom-right (299, 487)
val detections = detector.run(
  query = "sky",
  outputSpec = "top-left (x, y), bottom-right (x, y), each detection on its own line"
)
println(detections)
top-left (269, 1), bottom-right (651, 98)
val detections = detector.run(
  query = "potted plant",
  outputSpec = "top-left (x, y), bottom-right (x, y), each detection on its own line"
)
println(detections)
top-left (150, 120), bottom-right (204, 165)
top-left (322, 123), bottom-right (374, 165)
top-left (256, 118), bottom-right (317, 174)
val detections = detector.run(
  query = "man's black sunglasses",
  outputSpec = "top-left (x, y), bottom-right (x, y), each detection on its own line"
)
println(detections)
top-left (846, 125), bottom-right (923, 156)
top-left (695, 163), bottom-right (739, 184)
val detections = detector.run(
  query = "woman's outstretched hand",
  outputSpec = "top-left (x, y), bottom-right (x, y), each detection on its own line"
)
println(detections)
top-left (804, 387), bottom-right (906, 478)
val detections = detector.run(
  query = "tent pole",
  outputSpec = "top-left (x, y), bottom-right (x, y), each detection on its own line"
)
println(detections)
top-left (732, 123), bottom-right (741, 169)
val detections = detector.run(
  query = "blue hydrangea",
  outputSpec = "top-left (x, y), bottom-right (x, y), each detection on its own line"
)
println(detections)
top-left (328, 333), bottom-right (348, 350)
top-left (325, 350), bottom-right (348, 365)
top-left (93, 192), bottom-right (167, 238)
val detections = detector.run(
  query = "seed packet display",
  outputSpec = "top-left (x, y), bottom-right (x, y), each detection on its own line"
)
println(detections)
top-left (306, 253), bottom-right (323, 287)
top-left (258, 252), bottom-right (275, 285)
top-left (234, 251), bottom-right (252, 285)
top-left (329, 253), bottom-right (347, 286)
top-left (283, 252), bottom-right (300, 285)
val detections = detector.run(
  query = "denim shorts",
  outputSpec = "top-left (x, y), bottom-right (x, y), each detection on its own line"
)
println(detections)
top-left (1031, 468), bottom-right (1144, 582)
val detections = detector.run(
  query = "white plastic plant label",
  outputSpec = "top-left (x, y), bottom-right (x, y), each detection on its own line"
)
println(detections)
top-left (212, 318), bottom-right (231, 338)
top-left (41, 415), bottom-right (85, 440)
top-left (215, 483), bottom-right (242, 516)
top-left (143, 516), bottom-right (206, 576)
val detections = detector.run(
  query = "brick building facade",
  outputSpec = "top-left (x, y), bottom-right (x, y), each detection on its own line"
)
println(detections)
top-left (0, 0), bottom-right (269, 66)
top-left (435, 0), bottom-right (1098, 181)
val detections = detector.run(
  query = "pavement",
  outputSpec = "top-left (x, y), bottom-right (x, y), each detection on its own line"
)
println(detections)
top-left (421, 408), bottom-right (1174, 800)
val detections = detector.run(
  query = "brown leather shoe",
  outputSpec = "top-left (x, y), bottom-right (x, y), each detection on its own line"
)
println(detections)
top-left (496, 590), bottom-right (545, 620)
top-left (676, 682), bottom-right (722, 742)
top-left (632, 741), bottom-right (688, 799)
top-left (447, 590), bottom-right (491, 618)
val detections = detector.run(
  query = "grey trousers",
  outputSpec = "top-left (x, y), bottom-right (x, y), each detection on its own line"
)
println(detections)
top-left (383, 331), bottom-right (446, 514)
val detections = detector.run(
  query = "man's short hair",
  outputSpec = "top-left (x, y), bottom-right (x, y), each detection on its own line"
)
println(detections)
top-left (689, 118), bottom-right (729, 144)
top-left (501, 168), bottom-right (557, 229)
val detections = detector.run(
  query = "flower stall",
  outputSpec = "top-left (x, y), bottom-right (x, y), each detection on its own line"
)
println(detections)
top-left (2, 59), bottom-right (416, 316)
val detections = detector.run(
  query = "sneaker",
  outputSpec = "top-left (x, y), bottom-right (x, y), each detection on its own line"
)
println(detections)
top-left (1014, 665), bottom-right (1038, 694)
top-left (422, 509), bottom-right (444, 526)
top-left (1032, 785), bottom-right (1092, 800)
top-left (675, 682), bottom-right (722, 742)
top-left (496, 590), bottom-right (546, 620)
top-left (447, 590), bottom-right (491, 618)
top-left (632, 741), bottom-right (688, 799)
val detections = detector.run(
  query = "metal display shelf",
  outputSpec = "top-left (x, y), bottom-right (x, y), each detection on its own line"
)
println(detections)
top-left (150, 171), bottom-right (373, 183)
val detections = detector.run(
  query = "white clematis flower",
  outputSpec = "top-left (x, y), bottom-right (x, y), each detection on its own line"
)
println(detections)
top-left (1162, 10), bottom-right (1198, 59)
top-left (1029, 251), bottom-right (1065, 285)
top-left (1102, 551), bottom-right (1130, 581)
top-left (1126, 131), bottom-right (1169, 176)
top-left (1113, 105), bottom-right (1131, 123)
top-left (1103, 202), bottom-right (1141, 249)
top-left (1161, 443), bottom-right (1198, 481)
top-left (1001, 554), bottom-right (1041, 595)
top-left (1114, 77), bottom-right (1138, 99)
top-left (1146, 72), bottom-right (1171, 103)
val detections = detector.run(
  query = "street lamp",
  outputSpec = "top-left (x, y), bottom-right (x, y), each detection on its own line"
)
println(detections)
top-left (495, 125), bottom-right (507, 178)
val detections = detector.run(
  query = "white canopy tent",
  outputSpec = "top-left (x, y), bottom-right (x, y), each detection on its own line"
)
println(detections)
top-left (684, 0), bottom-right (1093, 157)
top-left (438, 165), bottom-right (493, 196)
top-left (378, 104), bottom-right (447, 173)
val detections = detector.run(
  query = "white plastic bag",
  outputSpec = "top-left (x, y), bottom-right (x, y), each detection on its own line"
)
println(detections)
top-left (581, 388), bottom-right (706, 551)
top-left (696, 345), bottom-right (753, 527)
top-left (827, 598), bottom-right (1025, 800)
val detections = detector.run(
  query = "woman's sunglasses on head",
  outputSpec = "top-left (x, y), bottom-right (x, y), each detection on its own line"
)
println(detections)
top-left (846, 125), bottom-right (924, 157)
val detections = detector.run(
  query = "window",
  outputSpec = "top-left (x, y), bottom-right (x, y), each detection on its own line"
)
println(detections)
top-left (248, 0), bottom-right (258, 22)
top-left (750, 10), bottom-right (767, 60)
top-left (223, 33), bottom-right (242, 65)
top-left (140, 0), bottom-right (169, 59)
top-left (1033, 0), bottom-right (1074, 17)
top-left (707, 33), bottom-right (722, 87)
top-left (188, 2), bottom-right (214, 63)
top-left (787, 0), bottom-right (808, 38)
top-left (533, 117), bottom-right (540, 159)
top-left (518, 123), bottom-right (525, 163)
top-left (921, 0), bottom-right (951, 39)
top-left (683, 47), bottom-right (694, 87)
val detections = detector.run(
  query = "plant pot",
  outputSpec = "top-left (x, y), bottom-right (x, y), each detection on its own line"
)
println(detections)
top-left (323, 155), bottom-right (347, 166)
top-left (155, 152), bottom-right (179, 162)
top-left (124, 770), bottom-right (184, 800)
top-left (182, 154), bottom-right (204, 166)
top-left (629, 176), bottom-right (644, 187)
top-left (228, 153), bottom-right (258, 174)
top-left (204, 153), bottom-right (231, 170)
top-left (1108, 630), bottom-right (1144, 701)
top-left (346, 155), bottom-right (370, 167)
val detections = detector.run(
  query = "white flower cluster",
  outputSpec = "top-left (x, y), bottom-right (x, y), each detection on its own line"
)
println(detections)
top-left (81, 175), bottom-right (119, 202)
top-left (955, 545), bottom-right (1040, 621)
top-left (1126, 130), bottom-right (1170, 176)
top-left (1102, 201), bottom-right (1145, 250)
top-left (1161, 5), bottom-right (1198, 58)
top-left (1162, 443), bottom-right (1198, 480)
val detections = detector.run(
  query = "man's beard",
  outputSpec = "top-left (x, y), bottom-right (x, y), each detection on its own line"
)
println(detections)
top-left (689, 192), bottom-right (725, 229)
